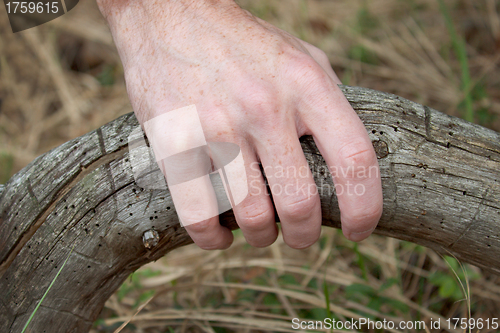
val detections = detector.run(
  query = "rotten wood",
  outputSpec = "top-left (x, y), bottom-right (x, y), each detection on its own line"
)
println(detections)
top-left (0, 86), bottom-right (499, 332)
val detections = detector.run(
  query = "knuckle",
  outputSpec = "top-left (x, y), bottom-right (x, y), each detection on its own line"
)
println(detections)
top-left (337, 142), bottom-right (377, 171)
top-left (236, 86), bottom-right (280, 129)
top-left (310, 46), bottom-right (329, 62)
top-left (317, 50), bottom-right (330, 62)
top-left (237, 201), bottom-right (274, 232)
top-left (239, 86), bottom-right (276, 114)
top-left (288, 53), bottom-right (328, 86)
top-left (238, 211), bottom-right (274, 233)
top-left (281, 193), bottom-right (319, 220)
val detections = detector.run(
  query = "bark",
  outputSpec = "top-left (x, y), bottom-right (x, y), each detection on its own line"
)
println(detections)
top-left (0, 86), bottom-right (499, 332)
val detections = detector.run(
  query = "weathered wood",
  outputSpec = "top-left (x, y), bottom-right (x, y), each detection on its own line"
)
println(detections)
top-left (0, 86), bottom-right (499, 332)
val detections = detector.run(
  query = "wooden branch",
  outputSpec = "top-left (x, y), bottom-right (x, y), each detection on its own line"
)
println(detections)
top-left (0, 86), bottom-right (499, 332)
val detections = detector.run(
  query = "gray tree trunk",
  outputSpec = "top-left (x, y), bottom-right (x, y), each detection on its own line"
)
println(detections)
top-left (0, 86), bottom-right (499, 332)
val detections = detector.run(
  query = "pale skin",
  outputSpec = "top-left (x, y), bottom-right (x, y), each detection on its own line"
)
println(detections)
top-left (96, 0), bottom-right (383, 249)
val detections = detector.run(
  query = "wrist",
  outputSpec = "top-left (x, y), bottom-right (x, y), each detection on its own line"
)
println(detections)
top-left (95, 0), bottom-right (131, 21)
top-left (97, 0), bottom-right (246, 70)
top-left (96, 0), bottom-right (238, 28)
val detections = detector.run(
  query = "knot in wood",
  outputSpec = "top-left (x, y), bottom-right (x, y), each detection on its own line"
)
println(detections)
top-left (372, 140), bottom-right (389, 159)
top-left (142, 229), bottom-right (159, 249)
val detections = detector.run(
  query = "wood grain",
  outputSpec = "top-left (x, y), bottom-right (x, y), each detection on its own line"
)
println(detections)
top-left (0, 86), bottom-right (499, 332)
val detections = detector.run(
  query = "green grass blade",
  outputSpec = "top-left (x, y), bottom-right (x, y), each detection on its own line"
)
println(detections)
top-left (21, 245), bottom-right (75, 333)
top-left (353, 243), bottom-right (368, 281)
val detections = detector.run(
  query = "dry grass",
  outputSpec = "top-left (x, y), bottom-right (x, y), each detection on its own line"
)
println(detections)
top-left (0, 0), bottom-right (130, 177)
top-left (1, 0), bottom-right (500, 332)
top-left (91, 230), bottom-right (500, 333)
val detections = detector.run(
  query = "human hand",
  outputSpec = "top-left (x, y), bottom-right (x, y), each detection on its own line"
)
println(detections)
top-left (97, 0), bottom-right (383, 249)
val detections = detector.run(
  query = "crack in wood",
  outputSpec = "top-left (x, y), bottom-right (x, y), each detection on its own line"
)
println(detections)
top-left (26, 178), bottom-right (40, 208)
top-left (423, 105), bottom-right (450, 149)
top-left (144, 190), bottom-right (154, 215)
top-left (115, 113), bottom-right (135, 133)
top-left (70, 248), bottom-right (111, 267)
top-left (388, 162), bottom-right (398, 223)
top-left (39, 304), bottom-right (94, 325)
top-left (450, 187), bottom-right (491, 248)
top-left (96, 128), bottom-right (106, 155)
top-left (395, 107), bottom-right (500, 159)
top-left (0, 145), bottom-right (128, 278)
